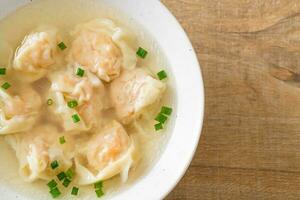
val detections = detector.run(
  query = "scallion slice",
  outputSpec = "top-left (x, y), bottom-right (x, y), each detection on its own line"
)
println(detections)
top-left (0, 68), bottom-right (6, 75)
top-left (47, 98), bottom-right (53, 106)
top-left (76, 68), bottom-right (85, 77)
top-left (94, 181), bottom-right (103, 189)
top-left (66, 168), bottom-right (74, 179)
top-left (47, 179), bottom-right (57, 189)
top-left (157, 70), bottom-right (167, 80)
top-left (95, 189), bottom-right (104, 198)
top-left (161, 106), bottom-right (173, 116)
top-left (95, 180), bottom-right (104, 197)
top-left (58, 42), bottom-right (67, 50)
top-left (62, 178), bottom-right (71, 188)
top-left (1, 82), bottom-right (11, 90)
top-left (68, 100), bottom-right (78, 108)
top-left (71, 187), bottom-right (79, 196)
top-left (154, 123), bottom-right (163, 131)
top-left (59, 136), bottom-right (66, 144)
top-left (72, 114), bottom-right (80, 123)
top-left (136, 47), bottom-right (148, 58)
top-left (50, 160), bottom-right (59, 170)
top-left (50, 187), bottom-right (61, 198)
top-left (57, 172), bottom-right (66, 181)
top-left (155, 113), bottom-right (168, 124)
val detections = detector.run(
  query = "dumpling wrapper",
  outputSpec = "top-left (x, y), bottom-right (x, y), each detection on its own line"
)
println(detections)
top-left (67, 18), bottom-right (138, 82)
top-left (75, 121), bottom-right (136, 185)
top-left (0, 86), bottom-right (41, 135)
top-left (5, 125), bottom-right (75, 182)
top-left (110, 68), bottom-right (166, 124)
top-left (13, 26), bottom-right (60, 82)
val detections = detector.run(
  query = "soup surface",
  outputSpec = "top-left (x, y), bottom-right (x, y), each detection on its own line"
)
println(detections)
top-left (0, 0), bottom-right (175, 199)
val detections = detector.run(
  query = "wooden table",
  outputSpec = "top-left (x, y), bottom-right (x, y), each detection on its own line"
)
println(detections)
top-left (162, 0), bottom-right (300, 199)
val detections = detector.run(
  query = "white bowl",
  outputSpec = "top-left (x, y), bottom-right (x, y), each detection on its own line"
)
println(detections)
top-left (0, 0), bottom-right (204, 199)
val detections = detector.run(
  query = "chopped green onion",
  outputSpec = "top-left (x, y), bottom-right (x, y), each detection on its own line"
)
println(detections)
top-left (94, 181), bottom-right (103, 189)
top-left (72, 114), bottom-right (80, 123)
top-left (136, 47), bottom-right (148, 58)
top-left (68, 100), bottom-right (78, 108)
top-left (157, 70), bottom-right (167, 80)
top-left (1, 82), bottom-right (11, 90)
top-left (50, 160), bottom-right (59, 170)
top-left (57, 172), bottom-right (66, 181)
top-left (161, 106), bottom-right (173, 116)
top-left (154, 106), bottom-right (173, 131)
top-left (47, 179), bottom-right (57, 189)
top-left (58, 42), bottom-right (67, 50)
top-left (155, 113), bottom-right (168, 124)
top-left (154, 123), bottom-right (163, 131)
top-left (47, 98), bottom-right (53, 106)
top-left (59, 136), bottom-right (66, 144)
top-left (66, 168), bottom-right (74, 179)
top-left (76, 68), bottom-right (85, 77)
top-left (95, 181), bottom-right (104, 198)
top-left (50, 187), bottom-right (61, 198)
top-left (0, 68), bottom-right (6, 75)
top-left (62, 178), bottom-right (71, 188)
top-left (95, 188), bottom-right (104, 198)
top-left (71, 187), bottom-right (79, 196)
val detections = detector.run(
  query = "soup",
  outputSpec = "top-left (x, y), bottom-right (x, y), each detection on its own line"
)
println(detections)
top-left (0, 0), bottom-right (175, 199)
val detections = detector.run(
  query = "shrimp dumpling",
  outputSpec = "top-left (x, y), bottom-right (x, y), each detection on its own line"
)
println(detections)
top-left (110, 69), bottom-right (166, 124)
top-left (13, 27), bottom-right (59, 82)
top-left (68, 19), bottom-right (138, 82)
top-left (48, 66), bottom-right (106, 132)
top-left (5, 125), bottom-right (75, 182)
top-left (68, 30), bottom-right (122, 82)
top-left (0, 86), bottom-right (41, 135)
top-left (50, 65), bottom-right (103, 104)
top-left (75, 121), bottom-right (135, 185)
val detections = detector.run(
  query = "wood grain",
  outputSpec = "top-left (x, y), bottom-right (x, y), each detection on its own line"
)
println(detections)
top-left (162, 0), bottom-right (300, 199)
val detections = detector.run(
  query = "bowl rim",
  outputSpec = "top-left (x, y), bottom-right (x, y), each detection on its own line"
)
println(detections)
top-left (155, 1), bottom-right (205, 199)
top-left (159, 1), bottom-right (205, 199)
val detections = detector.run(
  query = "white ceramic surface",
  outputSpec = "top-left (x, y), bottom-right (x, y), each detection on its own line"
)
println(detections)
top-left (0, 0), bottom-right (204, 199)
